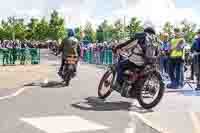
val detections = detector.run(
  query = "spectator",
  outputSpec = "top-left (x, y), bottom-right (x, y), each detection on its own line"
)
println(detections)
top-left (160, 33), bottom-right (170, 77)
top-left (167, 28), bottom-right (185, 89)
top-left (191, 29), bottom-right (200, 90)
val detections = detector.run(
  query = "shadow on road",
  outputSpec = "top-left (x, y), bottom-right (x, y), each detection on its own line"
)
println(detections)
top-left (24, 80), bottom-right (66, 88)
top-left (71, 97), bottom-right (153, 114)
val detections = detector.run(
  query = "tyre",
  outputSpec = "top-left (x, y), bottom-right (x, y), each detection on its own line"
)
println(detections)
top-left (136, 71), bottom-right (165, 109)
top-left (98, 70), bottom-right (115, 99)
top-left (63, 65), bottom-right (72, 86)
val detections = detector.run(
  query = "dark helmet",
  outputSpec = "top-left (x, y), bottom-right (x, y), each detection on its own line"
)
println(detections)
top-left (68, 29), bottom-right (75, 37)
top-left (144, 27), bottom-right (156, 35)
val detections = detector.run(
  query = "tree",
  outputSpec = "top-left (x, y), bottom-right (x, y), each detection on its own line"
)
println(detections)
top-left (49, 10), bottom-right (66, 41)
top-left (26, 18), bottom-right (39, 40)
top-left (83, 21), bottom-right (96, 43)
top-left (96, 20), bottom-right (114, 42)
top-left (13, 18), bottom-right (26, 40)
top-left (0, 20), bottom-right (12, 40)
top-left (180, 20), bottom-right (196, 44)
top-left (75, 27), bottom-right (81, 41)
top-left (96, 25), bottom-right (104, 43)
top-left (162, 21), bottom-right (174, 39)
top-left (35, 18), bottom-right (49, 41)
top-left (127, 17), bottom-right (143, 38)
top-left (112, 19), bottom-right (123, 41)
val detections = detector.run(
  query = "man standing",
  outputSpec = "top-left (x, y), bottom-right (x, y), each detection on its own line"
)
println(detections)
top-left (167, 28), bottom-right (185, 89)
top-left (160, 33), bottom-right (170, 77)
top-left (191, 29), bottom-right (200, 90)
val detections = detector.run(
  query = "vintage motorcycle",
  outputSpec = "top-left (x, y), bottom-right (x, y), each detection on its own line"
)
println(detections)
top-left (98, 49), bottom-right (165, 109)
top-left (61, 55), bottom-right (78, 86)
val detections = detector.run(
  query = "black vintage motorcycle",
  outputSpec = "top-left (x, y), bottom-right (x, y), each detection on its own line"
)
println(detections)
top-left (98, 50), bottom-right (165, 109)
top-left (61, 55), bottom-right (78, 86)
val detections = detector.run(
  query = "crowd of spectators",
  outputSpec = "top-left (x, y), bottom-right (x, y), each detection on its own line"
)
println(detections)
top-left (0, 40), bottom-right (43, 65)
top-left (77, 29), bottom-right (200, 90)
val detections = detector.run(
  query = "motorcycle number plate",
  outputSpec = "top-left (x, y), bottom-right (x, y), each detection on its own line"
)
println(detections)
top-left (66, 57), bottom-right (77, 64)
top-left (66, 61), bottom-right (76, 64)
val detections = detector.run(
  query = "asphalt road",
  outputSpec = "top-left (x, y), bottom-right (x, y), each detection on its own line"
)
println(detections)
top-left (1, 49), bottom-right (200, 133)
top-left (0, 49), bottom-right (148, 133)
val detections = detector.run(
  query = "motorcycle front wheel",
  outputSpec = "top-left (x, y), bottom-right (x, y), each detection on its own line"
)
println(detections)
top-left (98, 70), bottom-right (115, 99)
top-left (136, 71), bottom-right (165, 109)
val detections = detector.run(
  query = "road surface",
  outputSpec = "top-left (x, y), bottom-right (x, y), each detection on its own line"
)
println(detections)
top-left (1, 49), bottom-right (200, 133)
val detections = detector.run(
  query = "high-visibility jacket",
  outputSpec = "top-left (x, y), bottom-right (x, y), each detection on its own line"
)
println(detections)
top-left (170, 38), bottom-right (185, 58)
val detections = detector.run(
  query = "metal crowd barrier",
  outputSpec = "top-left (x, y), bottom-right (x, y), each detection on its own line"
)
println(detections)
top-left (0, 48), bottom-right (40, 65)
top-left (81, 47), bottom-right (113, 65)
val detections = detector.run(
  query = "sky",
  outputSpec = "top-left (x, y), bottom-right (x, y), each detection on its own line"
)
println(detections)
top-left (0, 0), bottom-right (199, 29)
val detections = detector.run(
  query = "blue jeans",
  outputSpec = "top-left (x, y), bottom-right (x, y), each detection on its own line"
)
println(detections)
top-left (116, 59), bottom-right (130, 84)
top-left (160, 56), bottom-right (169, 74)
top-left (169, 58), bottom-right (183, 87)
top-left (180, 63), bottom-right (184, 86)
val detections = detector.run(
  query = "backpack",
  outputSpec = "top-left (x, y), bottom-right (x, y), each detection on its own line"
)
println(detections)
top-left (143, 33), bottom-right (159, 64)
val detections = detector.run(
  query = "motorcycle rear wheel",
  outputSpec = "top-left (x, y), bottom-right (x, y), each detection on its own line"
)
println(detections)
top-left (63, 65), bottom-right (74, 86)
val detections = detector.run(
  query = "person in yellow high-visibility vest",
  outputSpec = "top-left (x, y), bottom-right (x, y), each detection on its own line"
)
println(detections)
top-left (167, 28), bottom-right (185, 89)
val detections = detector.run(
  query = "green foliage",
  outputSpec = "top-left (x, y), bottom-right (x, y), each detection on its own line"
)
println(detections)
top-left (49, 10), bottom-right (66, 41)
top-left (0, 11), bottom-right (199, 44)
top-left (35, 18), bottom-right (49, 41)
top-left (96, 20), bottom-right (114, 42)
top-left (162, 21), bottom-right (174, 39)
top-left (75, 27), bottom-right (81, 40)
top-left (180, 20), bottom-right (196, 44)
top-left (112, 19), bottom-right (124, 41)
top-left (127, 17), bottom-right (143, 38)
top-left (83, 21), bottom-right (96, 43)
top-left (26, 18), bottom-right (39, 40)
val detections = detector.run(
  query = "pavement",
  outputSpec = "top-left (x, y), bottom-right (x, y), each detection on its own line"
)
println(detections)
top-left (0, 49), bottom-right (200, 133)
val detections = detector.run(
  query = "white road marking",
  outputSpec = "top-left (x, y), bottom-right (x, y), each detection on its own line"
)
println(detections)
top-left (129, 112), bottom-right (171, 133)
top-left (0, 87), bottom-right (27, 100)
top-left (190, 112), bottom-right (200, 133)
top-left (127, 101), bottom-right (171, 133)
top-left (20, 115), bottom-right (109, 133)
top-left (124, 127), bottom-right (135, 133)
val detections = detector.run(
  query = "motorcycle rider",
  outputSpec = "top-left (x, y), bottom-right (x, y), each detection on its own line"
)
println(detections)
top-left (57, 29), bottom-right (81, 77)
top-left (113, 26), bottom-right (159, 90)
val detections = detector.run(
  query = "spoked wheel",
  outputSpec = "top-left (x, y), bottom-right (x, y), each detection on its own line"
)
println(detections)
top-left (98, 70), bottom-right (115, 99)
top-left (136, 71), bottom-right (165, 109)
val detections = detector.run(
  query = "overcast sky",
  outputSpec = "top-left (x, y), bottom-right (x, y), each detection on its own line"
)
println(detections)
top-left (0, 0), bottom-right (199, 28)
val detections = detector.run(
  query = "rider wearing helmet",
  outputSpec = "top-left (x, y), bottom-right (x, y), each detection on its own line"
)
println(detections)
top-left (57, 29), bottom-right (80, 76)
top-left (113, 26), bottom-right (159, 89)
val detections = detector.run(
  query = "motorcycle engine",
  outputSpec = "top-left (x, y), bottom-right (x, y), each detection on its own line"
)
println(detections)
top-left (123, 70), bottom-right (138, 84)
